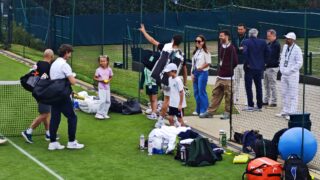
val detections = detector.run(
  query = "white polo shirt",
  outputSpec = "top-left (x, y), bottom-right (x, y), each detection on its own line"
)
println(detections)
top-left (50, 57), bottom-right (73, 80)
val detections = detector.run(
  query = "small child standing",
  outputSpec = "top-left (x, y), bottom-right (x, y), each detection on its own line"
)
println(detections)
top-left (163, 63), bottom-right (187, 127)
top-left (94, 55), bottom-right (113, 120)
top-left (140, 67), bottom-right (158, 120)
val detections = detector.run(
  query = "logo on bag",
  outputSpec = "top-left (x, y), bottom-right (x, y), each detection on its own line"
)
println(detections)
top-left (291, 166), bottom-right (297, 180)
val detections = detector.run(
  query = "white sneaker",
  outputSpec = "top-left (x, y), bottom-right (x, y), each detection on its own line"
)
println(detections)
top-left (192, 111), bottom-right (198, 116)
top-left (155, 120), bottom-right (165, 128)
top-left (145, 109), bottom-right (152, 115)
top-left (48, 142), bottom-right (65, 150)
top-left (285, 115), bottom-right (290, 120)
top-left (95, 114), bottom-right (104, 120)
top-left (174, 120), bottom-right (181, 128)
top-left (275, 113), bottom-right (287, 118)
top-left (104, 115), bottom-right (110, 119)
top-left (67, 140), bottom-right (84, 149)
top-left (147, 113), bottom-right (158, 120)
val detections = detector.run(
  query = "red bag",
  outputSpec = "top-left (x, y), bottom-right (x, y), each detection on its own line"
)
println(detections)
top-left (242, 157), bottom-right (282, 180)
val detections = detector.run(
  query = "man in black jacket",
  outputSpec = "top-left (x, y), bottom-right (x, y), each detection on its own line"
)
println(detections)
top-left (263, 29), bottom-right (281, 107)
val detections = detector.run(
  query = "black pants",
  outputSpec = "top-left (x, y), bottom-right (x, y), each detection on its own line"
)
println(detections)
top-left (244, 68), bottom-right (263, 109)
top-left (49, 97), bottom-right (77, 142)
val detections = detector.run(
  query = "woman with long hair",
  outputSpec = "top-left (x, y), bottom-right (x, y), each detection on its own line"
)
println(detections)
top-left (191, 35), bottom-right (211, 117)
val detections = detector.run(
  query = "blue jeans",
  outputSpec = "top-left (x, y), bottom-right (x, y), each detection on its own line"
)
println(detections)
top-left (193, 70), bottom-right (209, 114)
top-left (244, 68), bottom-right (263, 109)
top-left (50, 97), bottom-right (77, 142)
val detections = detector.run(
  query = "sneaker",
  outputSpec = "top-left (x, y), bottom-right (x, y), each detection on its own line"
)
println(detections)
top-left (199, 112), bottom-right (213, 118)
top-left (192, 111), bottom-right (198, 116)
top-left (147, 113), bottom-right (158, 120)
top-left (104, 115), bottom-right (110, 119)
top-left (254, 107), bottom-right (262, 112)
top-left (220, 112), bottom-right (230, 120)
top-left (48, 142), bottom-right (65, 150)
top-left (21, 131), bottom-right (33, 144)
top-left (45, 134), bottom-right (60, 141)
top-left (285, 115), bottom-right (290, 120)
top-left (0, 138), bottom-right (7, 144)
top-left (67, 140), bottom-right (84, 149)
top-left (262, 102), bottom-right (269, 106)
top-left (174, 120), bottom-right (181, 127)
top-left (269, 104), bottom-right (277, 107)
top-left (95, 114), bottom-right (105, 120)
top-left (145, 108), bottom-right (152, 115)
top-left (155, 120), bottom-right (165, 128)
top-left (275, 113), bottom-right (287, 118)
top-left (242, 106), bottom-right (254, 112)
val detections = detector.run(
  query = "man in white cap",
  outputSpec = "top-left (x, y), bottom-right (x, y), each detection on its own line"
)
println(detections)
top-left (276, 32), bottom-right (303, 120)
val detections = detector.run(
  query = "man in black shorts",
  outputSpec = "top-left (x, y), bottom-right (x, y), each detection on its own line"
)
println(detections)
top-left (22, 49), bottom-right (55, 143)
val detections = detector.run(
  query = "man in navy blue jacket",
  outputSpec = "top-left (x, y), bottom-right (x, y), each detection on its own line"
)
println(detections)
top-left (242, 28), bottom-right (270, 111)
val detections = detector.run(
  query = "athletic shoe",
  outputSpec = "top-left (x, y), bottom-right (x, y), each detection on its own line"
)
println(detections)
top-left (155, 120), bottom-right (165, 128)
top-left (67, 140), bottom-right (84, 149)
top-left (220, 112), bottom-right (230, 120)
top-left (147, 113), bottom-right (158, 121)
top-left (21, 131), bottom-right (33, 144)
top-left (174, 120), bottom-right (181, 128)
top-left (95, 114), bottom-right (105, 120)
top-left (104, 115), bottom-right (110, 119)
top-left (192, 111), bottom-right (198, 116)
top-left (269, 104), bottom-right (277, 107)
top-left (0, 138), bottom-right (7, 144)
top-left (242, 106), bottom-right (254, 112)
top-left (45, 134), bottom-right (60, 141)
top-left (254, 107), bottom-right (262, 112)
top-left (262, 102), bottom-right (269, 106)
top-left (145, 108), bottom-right (152, 115)
top-left (275, 113), bottom-right (287, 118)
top-left (48, 142), bottom-right (65, 150)
top-left (285, 115), bottom-right (290, 120)
top-left (199, 112), bottom-right (213, 118)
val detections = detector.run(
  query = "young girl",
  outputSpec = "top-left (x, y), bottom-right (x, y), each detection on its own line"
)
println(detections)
top-left (94, 55), bottom-right (113, 120)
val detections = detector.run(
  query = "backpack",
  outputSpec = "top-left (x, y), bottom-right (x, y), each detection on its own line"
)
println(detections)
top-left (242, 157), bottom-right (282, 180)
top-left (186, 137), bottom-right (217, 167)
top-left (271, 128), bottom-right (288, 157)
top-left (242, 130), bottom-right (263, 153)
top-left (121, 99), bottom-right (142, 115)
top-left (252, 139), bottom-right (278, 161)
top-left (20, 70), bottom-right (40, 92)
top-left (110, 96), bottom-right (123, 113)
top-left (284, 155), bottom-right (312, 180)
top-left (142, 50), bottom-right (160, 71)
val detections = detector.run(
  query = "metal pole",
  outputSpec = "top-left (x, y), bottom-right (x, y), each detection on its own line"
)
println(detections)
top-left (138, 0), bottom-right (143, 102)
top-left (101, 0), bottom-right (105, 55)
top-left (309, 52), bottom-right (312, 75)
top-left (163, 0), bottom-right (166, 27)
top-left (70, 0), bottom-right (75, 68)
top-left (229, 0), bottom-right (234, 141)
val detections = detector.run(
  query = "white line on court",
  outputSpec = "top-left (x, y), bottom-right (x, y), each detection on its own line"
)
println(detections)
top-left (6, 138), bottom-right (64, 180)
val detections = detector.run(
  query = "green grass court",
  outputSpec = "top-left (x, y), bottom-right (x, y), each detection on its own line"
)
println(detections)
top-left (0, 54), bottom-right (246, 179)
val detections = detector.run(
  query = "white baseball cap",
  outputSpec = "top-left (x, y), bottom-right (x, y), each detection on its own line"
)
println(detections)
top-left (163, 63), bottom-right (178, 72)
top-left (284, 32), bottom-right (296, 40)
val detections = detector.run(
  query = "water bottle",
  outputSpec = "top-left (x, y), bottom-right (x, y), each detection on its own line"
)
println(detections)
top-left (148, 138), bottom-right (153, 156)
top-left (139, 134), bottom-right (145, 151)
top-left (162, 139), bottom-right (169, 153)
top-left (180, 145), bottom-right (186, 162)
top-left (219, 130), bottom-right (227, 147)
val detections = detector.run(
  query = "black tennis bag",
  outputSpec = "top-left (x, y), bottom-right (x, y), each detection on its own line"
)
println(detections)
top-left (32, 78), bottom-right (72, 105)
top-left (20, 70), bottom-right (40, 92)
top-left (122, 99), bottom-right (142, 115)
top-left (253, 139), bottom-right (278, 161)
top-left (186, 137), bottom-right (217, 167)
top-left (284, 155), bottom-right (312, 180)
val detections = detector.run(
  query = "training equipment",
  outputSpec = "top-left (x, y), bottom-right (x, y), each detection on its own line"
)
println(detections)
top-left (233, 154), bottom-right (250, 164)
top-left (0, 81), bottom-right (43, 136)
top-left (288, 113), bottom-right (312, 131)
top-left (284, 155), bottom-right (312, 180)
top-left (242, 157), bottom-right (282, 180)
top-left (253, 139), bottom-right (278, 161)
top-left (103, 79), bottom-right (110, 84)
top-left (278, 127), bottom-right (317, 164)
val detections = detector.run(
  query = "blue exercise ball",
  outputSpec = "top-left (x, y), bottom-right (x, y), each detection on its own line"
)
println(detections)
top-left (279, 127), bottom-right (318, 164)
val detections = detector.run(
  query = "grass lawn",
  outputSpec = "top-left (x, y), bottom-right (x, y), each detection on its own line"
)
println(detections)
top-left (0, 56), bottom-right (246, 179)
top-left (0, 54), bottom-right (29, 80)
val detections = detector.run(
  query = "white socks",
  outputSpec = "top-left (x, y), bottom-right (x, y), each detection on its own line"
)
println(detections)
top-left (26, 128), bottom-right (33, 134)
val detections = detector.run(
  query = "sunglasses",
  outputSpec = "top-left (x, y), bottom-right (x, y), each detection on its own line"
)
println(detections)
top-left (195, 40), bottom-right (203, 43)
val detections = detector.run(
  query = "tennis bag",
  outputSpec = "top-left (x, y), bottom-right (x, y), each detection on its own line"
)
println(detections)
top-left (253, 139), bottom-right (278, 161)
top-left (32, 78), bottom-right (72, 105)
top-left (242, 157), bottom-right (282, 180)
top-left (284, 155), bottom-right (312, 180)
top-left (122, 99), bottom-right (142, 115)
top-left (20, 70), bottom-right (40, 92)
top-left (271, 128), bottom-right (288, 158)
top-left (242, 130), bottom-right (263, 153)
top-left (186, 137), bottom-right (217, 167)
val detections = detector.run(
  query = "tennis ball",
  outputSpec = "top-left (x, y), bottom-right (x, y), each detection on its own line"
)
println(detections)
top-left (104, 79), bottom-right (109, 84)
